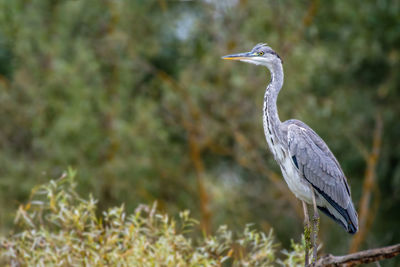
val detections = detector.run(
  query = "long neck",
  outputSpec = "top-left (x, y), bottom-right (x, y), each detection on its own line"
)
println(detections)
top-left (263, 60), bottom-right (284, 141)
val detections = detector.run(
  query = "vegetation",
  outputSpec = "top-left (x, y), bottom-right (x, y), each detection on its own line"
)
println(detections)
top-left (0, 170), bottom-right (305, 266)
top-left (0, 0), bottom-right (399, 265)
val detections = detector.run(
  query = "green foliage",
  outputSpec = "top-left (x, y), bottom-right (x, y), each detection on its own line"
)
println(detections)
top-left (0, 170), bottom-right (304, 266)
top-left (279, 239), bottom-right (307, 267)
top-left (0, 0), bottom-right (399, 263)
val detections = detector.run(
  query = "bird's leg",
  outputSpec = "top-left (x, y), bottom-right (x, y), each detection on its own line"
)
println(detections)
top-left (302, 201), bottom-right (311, 267)
top-left (311, 188), bottom-right (320, 265)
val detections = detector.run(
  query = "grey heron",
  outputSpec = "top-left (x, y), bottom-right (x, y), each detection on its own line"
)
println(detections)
top-left (222, 43), bottom-right (358, 265)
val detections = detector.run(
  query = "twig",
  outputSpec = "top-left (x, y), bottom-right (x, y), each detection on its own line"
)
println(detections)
top-left (157, 70), bottom-right (212, 234)
top-left (280, 0), bottom-right (320, 57)
top-left (316, 243), bottom-right (400, 267)
top-left (188, 132), bottom-right (212, 235)
top-left (349, 114), bottom-right (383, 253)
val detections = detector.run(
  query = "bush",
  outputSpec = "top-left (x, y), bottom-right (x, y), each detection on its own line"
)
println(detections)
top-left (0, 169), bottom-right (305, 266)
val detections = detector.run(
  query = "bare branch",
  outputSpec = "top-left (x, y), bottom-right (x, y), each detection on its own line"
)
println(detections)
top-left (316, 244), bottom-right (400, 267)
top-left (349, 114), bottom-right (383, 253)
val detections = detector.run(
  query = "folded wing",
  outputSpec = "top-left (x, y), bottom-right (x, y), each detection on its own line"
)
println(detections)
top-left (285, 120), bottom-right (358, 233)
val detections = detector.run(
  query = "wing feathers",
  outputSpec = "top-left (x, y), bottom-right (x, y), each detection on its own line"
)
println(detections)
top-left (286, 121), bottom-right (358, 233)
top-left (288, 124), bottom-right (350, 208)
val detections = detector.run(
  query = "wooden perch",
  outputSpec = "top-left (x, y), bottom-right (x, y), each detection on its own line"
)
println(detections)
top-left (316, 243), bottom-right (400, 266)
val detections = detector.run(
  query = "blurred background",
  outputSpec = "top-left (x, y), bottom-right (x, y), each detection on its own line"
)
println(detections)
top-left (0, 0), bottom-right (399, 263)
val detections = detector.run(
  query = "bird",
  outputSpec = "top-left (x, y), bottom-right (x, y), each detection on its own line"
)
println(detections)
top-left (222, 43), bottom-right (358, 265)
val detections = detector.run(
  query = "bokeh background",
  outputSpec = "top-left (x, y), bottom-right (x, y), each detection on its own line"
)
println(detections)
top-left (0, 0), bottom-right (399, 264)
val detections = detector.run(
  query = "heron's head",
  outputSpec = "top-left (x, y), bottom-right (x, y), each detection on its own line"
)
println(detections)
top-left (222, 43), bottom-right (282, 67)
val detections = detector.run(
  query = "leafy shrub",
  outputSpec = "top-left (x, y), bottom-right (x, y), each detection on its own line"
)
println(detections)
top-left (0, 169), bottom-right (304, 266)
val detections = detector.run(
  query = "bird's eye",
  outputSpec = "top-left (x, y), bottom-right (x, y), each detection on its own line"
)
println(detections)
top-left (259, 51), bottom-right (264, 56)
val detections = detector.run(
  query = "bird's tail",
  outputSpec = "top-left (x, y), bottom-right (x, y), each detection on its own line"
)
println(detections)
top-left (315, 187), bottom-right (359, 234)
top-left (345, 201), bottom-right (358, 234)
top-left (318, 202), bottom-right (358, 234)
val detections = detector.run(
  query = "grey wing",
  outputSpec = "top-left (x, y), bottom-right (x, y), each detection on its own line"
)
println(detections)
top-left (284, 120), bottom-right (358, 233)
top-left (286, 122), bottom-right (351, 209)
